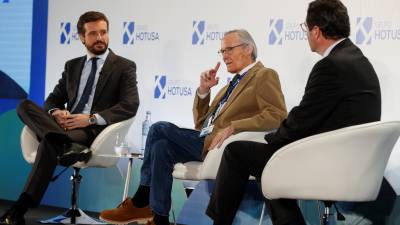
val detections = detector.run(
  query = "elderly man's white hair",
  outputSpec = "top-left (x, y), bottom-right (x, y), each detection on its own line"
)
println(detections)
top-left (224, 29), bottom-right (257, 61)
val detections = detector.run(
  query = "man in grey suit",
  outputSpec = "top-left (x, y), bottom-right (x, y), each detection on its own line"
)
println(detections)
top-left (206, 0), bottom-right (381, 225)
top-left (0, 11), bottom-right (139, 225)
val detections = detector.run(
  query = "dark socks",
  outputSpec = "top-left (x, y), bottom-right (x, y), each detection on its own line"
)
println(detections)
top-left (154, 214), bottom-right (169, 225)
top-left (132, 185), bottom-right (150, 208)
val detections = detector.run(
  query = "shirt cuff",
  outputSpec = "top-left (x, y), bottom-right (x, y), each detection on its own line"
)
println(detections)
top-left (48, 108), bottom-right (59, 115)
top-left (197, 88), bottom-right (210, 99)
top-left (95, 113), bottom-right (107, 125)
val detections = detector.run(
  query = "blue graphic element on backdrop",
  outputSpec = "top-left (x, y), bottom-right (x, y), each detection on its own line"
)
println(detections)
top-left (123, 21), bottom-right (135, 45)
top-left (192, 21), bottom-right (205, 45)
top-left (0, 70), bottom-right (27, 99)
top-left (154, 75), bottom-right (167, 99)
top-left (2, 0), bottom-right (10, 3)
top-left (60, 22), bottom-right (71, 44)
top-left (356, 17), bottom-right (373, 45)
top-left (268, 19), bottom-right (284, 45)
top-left (0, 71), bottom-right (27, 114)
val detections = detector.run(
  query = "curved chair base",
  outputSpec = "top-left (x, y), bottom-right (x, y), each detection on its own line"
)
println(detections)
top-left (40, 208), bottom-right (105, 224)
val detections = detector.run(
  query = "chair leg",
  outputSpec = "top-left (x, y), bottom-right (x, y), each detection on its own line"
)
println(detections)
top-left (70, 168), bottom-right (81, 224)
top-left (184, 188), bottom-right (194, 197)
top-left (182, 180), bottom-right (199, 197)
top-left (258, 202), bottom-right (265, 225)
top-left (321, 201), bottom-right (333, 225)
top-left (40, 168), bottom-right (106, 224)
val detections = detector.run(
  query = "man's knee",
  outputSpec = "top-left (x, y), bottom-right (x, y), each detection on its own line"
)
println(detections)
top-left (148, 121), bottom-right (177, 138)
top-left (224, 141), bottom-right (247, 161)
top-left (17, 99), bottom-right (35, 116)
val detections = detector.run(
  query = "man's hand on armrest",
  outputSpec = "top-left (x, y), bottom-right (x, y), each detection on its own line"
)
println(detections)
top-left (208, 125), bottom-right (235, 151)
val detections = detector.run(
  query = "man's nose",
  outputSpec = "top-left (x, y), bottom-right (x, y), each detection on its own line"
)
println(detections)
top-left (96, 33), bottom-right (103, 40)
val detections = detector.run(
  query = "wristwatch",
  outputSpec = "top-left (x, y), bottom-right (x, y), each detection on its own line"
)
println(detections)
top-left (88, 114), bottom-right (97, 125)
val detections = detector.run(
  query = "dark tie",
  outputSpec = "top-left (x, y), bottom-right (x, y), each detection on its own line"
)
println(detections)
top-left (72, 57), bottom-right (98, 113)
top-left (200, 73), bottom-right (241, 131)
top-left (225, 74), bottom-right (241, 97)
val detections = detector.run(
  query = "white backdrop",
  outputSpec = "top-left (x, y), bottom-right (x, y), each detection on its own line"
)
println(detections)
top-left (46, 0), bottom-right (400, 193)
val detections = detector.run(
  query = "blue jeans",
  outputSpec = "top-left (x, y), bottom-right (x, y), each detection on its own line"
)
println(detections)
top-left (140, 121), bottom-right (204, 216)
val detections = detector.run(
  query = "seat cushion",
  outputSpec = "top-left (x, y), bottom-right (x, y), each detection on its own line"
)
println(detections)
top-left (173, 161), bottom-right (203, 180)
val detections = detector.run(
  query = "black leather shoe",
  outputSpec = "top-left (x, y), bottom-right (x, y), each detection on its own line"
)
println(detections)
top-left (0, 209), bottom-right (25, 225)
top-left (58, 143), bottom-right (92, 167)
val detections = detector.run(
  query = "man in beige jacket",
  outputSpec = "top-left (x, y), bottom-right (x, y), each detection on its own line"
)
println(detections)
top-left (99, 29), bottom-right (287, 225)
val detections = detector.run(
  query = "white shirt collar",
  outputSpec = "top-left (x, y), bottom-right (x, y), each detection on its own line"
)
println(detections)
top-left (322, 38), bottom-right (345, 58)
top-left (238, 61), bottom-right (257, 76)
top-left (86, 48), bottom-right (109, 62)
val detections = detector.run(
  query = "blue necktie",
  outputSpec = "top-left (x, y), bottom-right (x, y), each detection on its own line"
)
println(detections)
top-left (220, 73), bottom-right (241, 103)
top-left (72, 57), bottom-right (98, 113)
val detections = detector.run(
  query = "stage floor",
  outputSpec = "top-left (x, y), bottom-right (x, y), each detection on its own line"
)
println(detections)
top-left (0, 199), bottom-right (177, 224)
top-left (0, 199), bottom-right (102, 225)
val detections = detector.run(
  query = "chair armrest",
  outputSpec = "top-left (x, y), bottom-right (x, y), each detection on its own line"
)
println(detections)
top-left (74, 117), bottom-right (135, 168)
top-left (20, 117), bottom-right (135, 169)
top-left (20, 126), bottom-right (40, 164)
top-left (200, 131), bottom-right (269, 179)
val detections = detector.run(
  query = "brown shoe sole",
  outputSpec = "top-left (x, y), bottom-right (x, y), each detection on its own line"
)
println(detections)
top-left (99, 215), bottom-right (153, 224)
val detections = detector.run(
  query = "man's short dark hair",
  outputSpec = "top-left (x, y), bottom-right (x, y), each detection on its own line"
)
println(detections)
top-left (77, 11), bottom-right (109, 35)
top-left (306, 0), bottom-right (350, 39)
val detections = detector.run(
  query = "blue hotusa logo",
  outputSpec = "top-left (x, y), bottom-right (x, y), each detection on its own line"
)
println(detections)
top-left (268, 19), bottom-right (284, 45)
top-left (123, 21), bottom-right (135, 45)
top-left (2, 0), bottom-right (10, 3)
top-left (154, 75), bottom-right (167, 99)
top-left (122, 21), bottom-right (159, 45)
top-left (192, 20), bottom-right (206, 45)
top-left (356, 17), bottom-right (373, 45)
top-left (60, 22), bottom-right (71, 44)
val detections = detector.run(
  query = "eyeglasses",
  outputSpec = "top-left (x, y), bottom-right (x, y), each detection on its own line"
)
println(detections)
top-left (300, 22), bottom-right (309, 32)
top-left (218, 43), bottom-right (246, 55)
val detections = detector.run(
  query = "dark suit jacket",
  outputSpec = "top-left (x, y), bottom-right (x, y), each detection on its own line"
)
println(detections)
top-left (44, 49), bottom-right (139, 126)
top-left (265, 38), bottom-right (381, 147)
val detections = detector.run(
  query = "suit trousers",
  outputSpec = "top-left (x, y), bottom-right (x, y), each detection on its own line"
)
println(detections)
top-left (140, 121), bottom-right (204, 216)
top-left (16, 99), bottom-right (102, 204)
top-left (206, 140), bottom-right (306, 225)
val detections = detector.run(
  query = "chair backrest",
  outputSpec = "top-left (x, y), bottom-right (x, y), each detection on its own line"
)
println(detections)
top-left (261, 121), bottom-right (400, 202)
top-left (20, 117), bottom-right (135, 168)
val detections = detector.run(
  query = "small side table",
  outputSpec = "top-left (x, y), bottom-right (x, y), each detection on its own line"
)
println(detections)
top-left (98, 153), bottom-right (143, 201)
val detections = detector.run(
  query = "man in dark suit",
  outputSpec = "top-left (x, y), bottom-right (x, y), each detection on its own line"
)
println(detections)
top-left (206, 0), bottom-right (381, 225)
top-left (0, 11), bottom-right (139, 225)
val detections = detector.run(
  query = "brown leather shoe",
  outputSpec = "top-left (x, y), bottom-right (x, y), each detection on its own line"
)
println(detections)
top-left (99, 198), bottom-right (153, 224)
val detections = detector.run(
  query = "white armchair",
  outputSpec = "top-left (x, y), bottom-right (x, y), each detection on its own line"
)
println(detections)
top-left (173, 131), bottom-right (268, 181)
top-left (261, 121), bottom-right (400, 225)
top-left (20, 117), bottom-right (135, 224)
top-left (172, 131), bottom-right (271, 225)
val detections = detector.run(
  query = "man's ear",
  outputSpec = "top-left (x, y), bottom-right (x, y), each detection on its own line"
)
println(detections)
top-left (312, 26), bottom-right (322, 40)
top-left (79, 34), bottom-right (85, 44)
top-left (246, 45), bottom-right (253, 56)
